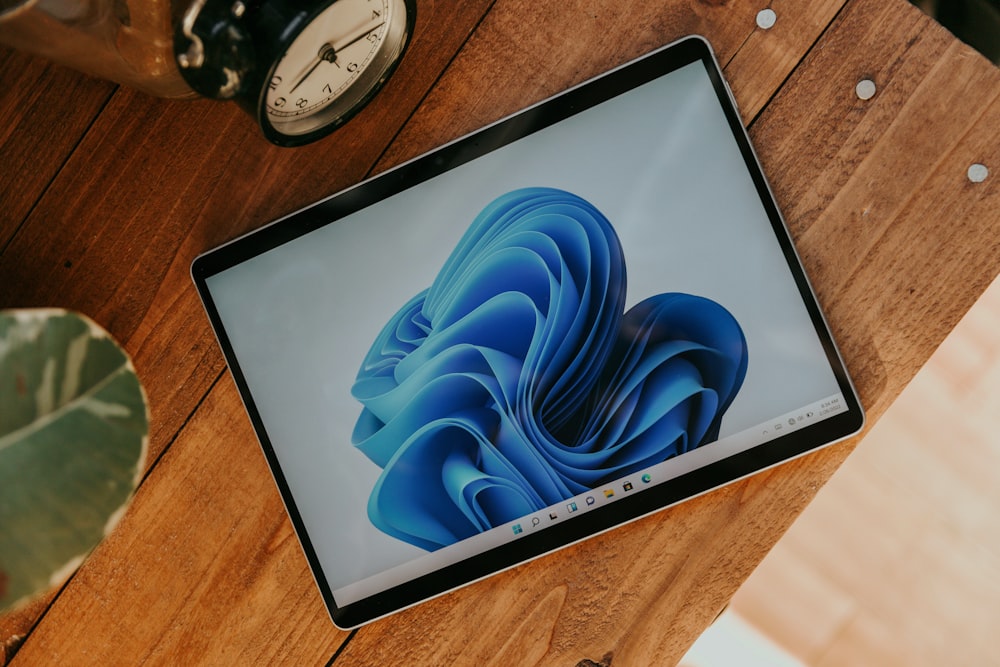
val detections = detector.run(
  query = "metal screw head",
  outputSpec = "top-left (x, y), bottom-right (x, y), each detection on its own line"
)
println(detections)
top-left (967, 163), bottom-right (989, 183)
top-left (756, 9), bottom-right (777, 30)
top-left (856, 79), bottom-right (876, 100)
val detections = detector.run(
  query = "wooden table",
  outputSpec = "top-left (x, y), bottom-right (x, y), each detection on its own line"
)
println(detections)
top-left (1, 0), bottom-right (997, 663)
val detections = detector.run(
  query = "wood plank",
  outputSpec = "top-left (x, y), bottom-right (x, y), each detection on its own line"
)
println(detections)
top-left (0, 1), bottom-right (497, 468)
top-left (0, 48), bottom-right (115, 666)
top-left (0, 2), bottom-right (495, 660)
top-left (377, 0), bottom-right (748, 168)
top-left (0, 592), bottom-right (54, 664)
top-left (723, 0), bottom-right (847, 122)
top-left (2, 0), bottom-right (997, 664)
top-left (7, 376), bottom-right (348, 665)
top-left (335, 0), bottom-right (1000, 663)
top-left (750, 0), bottom-right (1000, 417)
top-left (0, 47), bottom-right (115, 250)
top-left (2, 0), bottom-right (853, 657)
top-left (335, 448), bottom-right (860, 666)
top-left (375, 0), bottom-right (850, 172)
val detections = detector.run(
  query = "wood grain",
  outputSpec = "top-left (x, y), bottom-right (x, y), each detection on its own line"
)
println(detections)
top-left (723, 0), bottom-right (848, 122)
top-left (9, 376), bottom-right (347, 665)
top-left (751, 0), bottom-right (1000, 417)
top-left (0, 47), bottom-right (115, 251)
top-left (0, 1), bottom-right (495, 660)
top-left (1, 0), bottom-right (997, 663)
top-left (0, 47), bottom-right (118, 665)
top-left (338, 0), bottom-right (1000, 663)
top-left (0, 1), bottom-right (497, 467)
top-left (377, 0), bottom-right (851, 171)
top-left (377, 0), bottom-right (759, 169)
top-left (335, 443), bottom-right (862, 666)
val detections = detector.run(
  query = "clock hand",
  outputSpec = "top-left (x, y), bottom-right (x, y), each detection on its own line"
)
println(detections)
top-left (289, 43), bottom-right (336, 94)
top-left (330, 15), bottom-right (386, 53)
top-left (287, 16), bottom-right (387, 94)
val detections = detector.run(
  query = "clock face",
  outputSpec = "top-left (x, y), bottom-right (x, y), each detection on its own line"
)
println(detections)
top-left (262, 0), bottom-right (412, 144)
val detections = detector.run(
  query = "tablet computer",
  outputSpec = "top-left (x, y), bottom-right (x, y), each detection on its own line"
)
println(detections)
top-left (192, 35), bottom-right (864, 629)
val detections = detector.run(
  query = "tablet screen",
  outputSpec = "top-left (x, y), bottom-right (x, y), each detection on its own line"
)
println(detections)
top-left (193, 35), bottom-right (863, 628)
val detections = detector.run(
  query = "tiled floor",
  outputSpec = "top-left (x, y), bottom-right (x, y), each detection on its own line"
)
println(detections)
top-left (684, 273), bottom-right (1000, 666)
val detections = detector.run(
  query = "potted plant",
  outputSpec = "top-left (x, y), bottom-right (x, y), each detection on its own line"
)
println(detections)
top-left (0, 309), bottom-right (148, 614)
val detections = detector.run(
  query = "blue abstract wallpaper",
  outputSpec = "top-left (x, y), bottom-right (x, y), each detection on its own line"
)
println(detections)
top-left (351, 188), bottom-right (748, 551)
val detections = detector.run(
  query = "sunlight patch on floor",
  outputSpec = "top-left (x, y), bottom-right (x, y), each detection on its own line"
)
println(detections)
top-left (679, 609), bottom-right (805, 667)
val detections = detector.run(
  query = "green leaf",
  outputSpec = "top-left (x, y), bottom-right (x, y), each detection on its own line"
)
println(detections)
top-left (0, 309), bottom-right (148, 613)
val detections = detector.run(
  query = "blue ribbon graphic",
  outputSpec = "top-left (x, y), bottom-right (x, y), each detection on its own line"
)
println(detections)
top-left (352, 188), bottom-right (748, 550)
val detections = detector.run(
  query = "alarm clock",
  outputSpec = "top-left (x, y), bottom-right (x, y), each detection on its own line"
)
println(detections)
top-left (175, 0), bottom-right (415, 147)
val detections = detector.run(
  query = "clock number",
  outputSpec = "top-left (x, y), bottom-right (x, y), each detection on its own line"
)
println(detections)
top-left (323, 83), bottom-right (333, 95)
top-left (366, 31), bottom-right (379, 43)
top-left (347, 62), bottom-right (359, 73)
top-left (372, 9), bottom-right (381, 19)
top-left (269, 75), bottom-right (282, 91)
top-left (274, 97), bottom-right (287, 108)
top-left (296, 98), bottom-right (308, 108)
